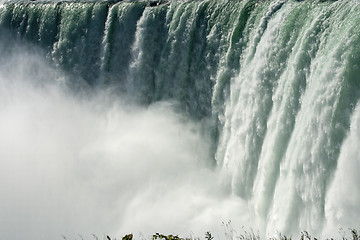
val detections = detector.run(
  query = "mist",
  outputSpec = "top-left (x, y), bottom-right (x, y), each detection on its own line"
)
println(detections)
top-left (0, 41), bottom-right (251, 240)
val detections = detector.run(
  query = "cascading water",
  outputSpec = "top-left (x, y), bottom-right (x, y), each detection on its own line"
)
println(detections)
top-left (1, 0), bottom-right (360, 239)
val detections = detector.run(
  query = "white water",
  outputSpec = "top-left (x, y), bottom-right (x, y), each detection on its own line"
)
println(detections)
top-left (324, 102), bottom-right (360, 237)
top-left (1, 0), bottom-right (360, 239)
top-left (0, 43), bottom-right (251, 240)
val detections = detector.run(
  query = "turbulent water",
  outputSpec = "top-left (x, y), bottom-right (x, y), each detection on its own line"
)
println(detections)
top-left (1, 0), bottom-right (360, 239)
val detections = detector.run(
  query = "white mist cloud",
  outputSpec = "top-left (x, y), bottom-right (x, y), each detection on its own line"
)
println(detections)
top-left (0, 42), bottom-right (251, 240)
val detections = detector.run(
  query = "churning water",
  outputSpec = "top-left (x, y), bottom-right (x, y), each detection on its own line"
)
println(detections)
top-left (1, 0), bottom-right (360, 239)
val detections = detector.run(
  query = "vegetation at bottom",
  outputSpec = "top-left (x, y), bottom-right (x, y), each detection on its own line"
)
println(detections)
top-left (62, 228), bottom-right (360, 240)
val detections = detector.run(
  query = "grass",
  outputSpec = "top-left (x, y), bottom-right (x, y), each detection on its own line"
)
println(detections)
top-left (61, 228), bottom-right (360, 240)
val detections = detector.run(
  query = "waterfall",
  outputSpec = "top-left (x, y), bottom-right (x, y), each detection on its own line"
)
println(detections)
top-left (1, 0), bottom-right (360, 239)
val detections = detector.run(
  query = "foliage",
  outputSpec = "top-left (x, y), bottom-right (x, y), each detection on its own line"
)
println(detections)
top-left (152, 233), bottom-right (187, 240)
top-left (63, 228), bottom-right (360, 240)
top-left (205, 232), bottom-right (214, 240)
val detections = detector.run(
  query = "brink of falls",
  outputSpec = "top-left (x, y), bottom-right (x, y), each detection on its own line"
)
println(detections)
top-left (1, 0), bottom-right (360, 239)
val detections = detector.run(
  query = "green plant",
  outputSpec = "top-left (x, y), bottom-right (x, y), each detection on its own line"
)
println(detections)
top-left (153, 233), bottom-right (183, 240)
top-left (123, 234), bottom-right (134, 240)
top-left (351, 229), bottom-right (359, 240)
top-left (205, 231), bottom-right (214, 240)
